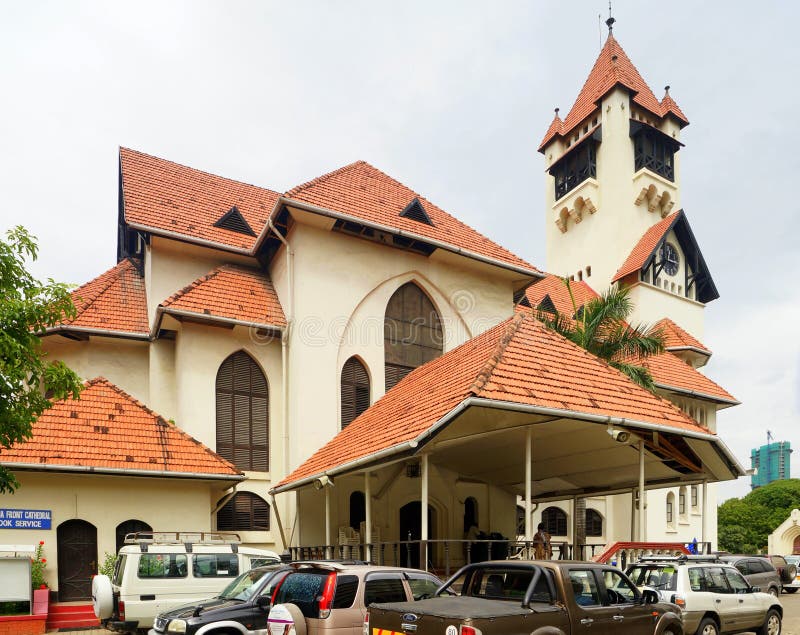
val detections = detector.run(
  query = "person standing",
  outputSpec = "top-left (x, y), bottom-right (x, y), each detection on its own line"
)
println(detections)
top-left (533, 522), bottom-right (552, 560)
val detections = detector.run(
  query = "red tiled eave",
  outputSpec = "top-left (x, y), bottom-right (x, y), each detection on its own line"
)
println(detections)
top-left (2, 378), bottom-right (242, 479)
top-left (160, 264), bottom-right (286, 330)
top-left (274, 313), bottom-right (710, 491)
top-left (285, 160), bottom-right (540, 276)
top-left (48, 259), bottom-right (149, 338)
top-left (644, 352), bottom-right (738, 405)
top-left (539, 34), bottom-right (688, 152)
top-left (654, 317), bottom-right (712, 356)
top-left (524, 274), bottom-right (599, 315)
top-left (612, 212), bottom-right (680, 282)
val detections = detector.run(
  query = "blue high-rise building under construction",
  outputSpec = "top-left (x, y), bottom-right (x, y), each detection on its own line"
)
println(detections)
top-left (751, 433), bottom-right (792, 489)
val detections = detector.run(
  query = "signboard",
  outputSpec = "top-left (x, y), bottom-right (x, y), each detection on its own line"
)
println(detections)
top-left (0, 509), bottom-right (52, 529)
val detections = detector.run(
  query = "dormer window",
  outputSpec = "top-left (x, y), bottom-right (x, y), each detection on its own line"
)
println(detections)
top-left (630, 120), bottom-right (681, 182)
top-left (549, 129), bottom-right (600, 201)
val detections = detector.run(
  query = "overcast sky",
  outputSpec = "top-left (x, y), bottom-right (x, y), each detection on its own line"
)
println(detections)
top-left (2, 1), bottom-right (798, 502)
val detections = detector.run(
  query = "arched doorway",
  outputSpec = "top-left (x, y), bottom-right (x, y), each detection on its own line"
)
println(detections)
top-left (57, 519), bottom-right (97, 601)
top-left (116, 519), bottom-right (152, 553)
top-left (399, 501), bottom-right (435, 569)
top-left (793, 535), bottom-right (800, 555)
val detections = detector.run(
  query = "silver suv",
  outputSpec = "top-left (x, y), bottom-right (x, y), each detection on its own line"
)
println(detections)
top-left (626, 555), bottom-right (782, 635)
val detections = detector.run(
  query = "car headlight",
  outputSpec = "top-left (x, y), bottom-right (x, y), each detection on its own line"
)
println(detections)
top-left (167, 619), bottom-right (187, 634)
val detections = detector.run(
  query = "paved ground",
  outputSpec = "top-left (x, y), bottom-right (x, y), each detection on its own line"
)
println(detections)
top-left (50, 591), bottom-right (800, 633)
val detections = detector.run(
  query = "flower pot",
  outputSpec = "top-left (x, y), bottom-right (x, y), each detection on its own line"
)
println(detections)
top-left (32, 588), bottom-right (49, 615)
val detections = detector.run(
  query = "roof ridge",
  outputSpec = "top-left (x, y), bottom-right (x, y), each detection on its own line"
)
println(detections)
top-left (285, 159), bottom-right (367, 198)
top-left (70, 259), bottom-right (138, 318)
top-left (160, 266), bottom-right (225, 308)
top-left (119, 147), bottom-right (281, 196)
top-left (469, 313), bottom-right (526, 395)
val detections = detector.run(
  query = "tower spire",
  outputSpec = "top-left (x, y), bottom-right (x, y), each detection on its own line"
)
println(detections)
top-left (606, 0), bottom-right (616, 32)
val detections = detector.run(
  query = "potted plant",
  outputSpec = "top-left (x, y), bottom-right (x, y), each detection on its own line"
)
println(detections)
top-left (31, 541), bottom-right (48, 615)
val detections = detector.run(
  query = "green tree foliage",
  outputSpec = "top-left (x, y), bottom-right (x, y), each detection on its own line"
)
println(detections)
top-left (535, 279), bottom-right (665, 390)
top-left (718, 479), bottom-right (800, 553)
top-left (0, 226), bottom-right (82, 493)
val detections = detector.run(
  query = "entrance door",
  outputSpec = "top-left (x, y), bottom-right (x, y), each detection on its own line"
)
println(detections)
top-left (57, 520), bottom-right (97, 601)
top-left (399, 502), bottom-right (434, 569)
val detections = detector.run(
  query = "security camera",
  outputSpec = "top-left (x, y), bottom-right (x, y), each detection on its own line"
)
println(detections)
top-left (607, 428), bottom-right (630, 443)
top-left (313, 475), bottom-right (334, 490)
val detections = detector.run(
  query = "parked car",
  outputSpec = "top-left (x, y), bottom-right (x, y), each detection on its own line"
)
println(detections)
top-left (760, 555), bottom-right (798, 589)
top-left (626, 555), bottom-right (782, 635)
top-left (717, 555), bottom-right (782, 596)
top-left (93, 531), bottom-right (280, 633)
top-left (266, 561), bottom-right (445, 635)
top-left (783, 555), bottom-right (800, 593)
top-left (366, 559), bottom-right (682, 635)
top-left (149, 564), bottom-right (290, 635)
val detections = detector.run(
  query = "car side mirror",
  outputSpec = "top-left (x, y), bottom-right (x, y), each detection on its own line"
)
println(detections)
top-left (640, 589), bottom-right (659, 605)
top-left (257, 595), bottom-right (272, 610)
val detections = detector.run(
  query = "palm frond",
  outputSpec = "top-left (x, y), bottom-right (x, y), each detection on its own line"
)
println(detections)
top-left (609, 361), bottom-right (657, 391)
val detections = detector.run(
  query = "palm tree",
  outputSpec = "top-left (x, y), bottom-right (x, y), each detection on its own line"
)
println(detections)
top-left (535, 279), bottom-right (665, 391)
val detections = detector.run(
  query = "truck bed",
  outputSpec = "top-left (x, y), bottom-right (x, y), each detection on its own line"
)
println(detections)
top-left (371, 596), bottom-right (550, 619)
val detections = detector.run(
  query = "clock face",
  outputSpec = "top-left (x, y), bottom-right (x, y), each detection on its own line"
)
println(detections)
top-left (661, 242), bottom-right (680, 276)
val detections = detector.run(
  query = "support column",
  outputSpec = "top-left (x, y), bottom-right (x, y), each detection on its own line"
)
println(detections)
top-left (325, 487), bottom-right (331, 559)
top-left (638, 440), bottom-right (645, 542)
top-left (365, 471), bottom-right (372, 562)
top-left (421, 454), bottom-right (429, 571)
top-left (701, 480), bottom-right (708, 548)
top-left (525, 428), bottom-right (532, 546)
top-left (572, 496), bottom-right (579, 560)
top-left (630, 488), bottom-right (636, 541)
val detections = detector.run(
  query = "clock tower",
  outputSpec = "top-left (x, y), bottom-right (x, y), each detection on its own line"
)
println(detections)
top-left (538, 25), bottom-right (717, 338)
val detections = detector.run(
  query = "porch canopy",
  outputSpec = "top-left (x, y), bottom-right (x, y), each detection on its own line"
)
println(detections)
top-left (271, 314), bottom-right (743, 546)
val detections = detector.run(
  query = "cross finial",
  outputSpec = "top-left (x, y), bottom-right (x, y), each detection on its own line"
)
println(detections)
top-left (606, 0), bottom-right (615, 31)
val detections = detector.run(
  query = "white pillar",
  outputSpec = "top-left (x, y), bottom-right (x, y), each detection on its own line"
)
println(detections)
top-left (325, 486), bottom-right (331, 559)
top-left (572, 496), bottom-right (579, 560)
top-left (421, 454), bottom-right (429, 571)
top-left (638, 440), bottom-right (645, 542)
top-left (701, 480), bottom-right (708, 547)
top-left (630, 488), bottom-right (636, 540)
top-left (365, 471), bottom-right (372, 562)
top-left (525, 428), bottom-right (532, 544)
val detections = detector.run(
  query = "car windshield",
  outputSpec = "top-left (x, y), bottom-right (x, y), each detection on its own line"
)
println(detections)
top-left (626, 565), bottom-right (678, 591)
top-left (219, 568), bottom-right (275, 601)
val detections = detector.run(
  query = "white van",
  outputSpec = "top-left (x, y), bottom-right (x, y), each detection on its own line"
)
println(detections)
top-left (93, 531), bottom-right (280, 633)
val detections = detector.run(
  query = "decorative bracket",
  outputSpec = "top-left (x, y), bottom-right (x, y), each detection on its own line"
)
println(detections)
top-left (635, 184), bottom-right (673, 218)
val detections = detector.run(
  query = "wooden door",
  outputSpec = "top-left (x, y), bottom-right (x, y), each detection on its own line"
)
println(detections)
top-left (57, 520), bottom-right (97, 601)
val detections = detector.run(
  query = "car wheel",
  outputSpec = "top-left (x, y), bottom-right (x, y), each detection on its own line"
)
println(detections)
top-left (696, 617), bottom-right (720, 635)
top-left (784, 565), bottom-right (798, 584)
top-left (268, 603), bottom-right (307, 635)
top-left (756, 608), bottom-right (781, 635)
top-left (784, 587), bottom-right (798, 594)
top-left (91, 575), bottom-right (113, 620)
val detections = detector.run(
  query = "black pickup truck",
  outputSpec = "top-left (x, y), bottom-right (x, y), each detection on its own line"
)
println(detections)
top-left (367, 560), bottom-right (683, 635)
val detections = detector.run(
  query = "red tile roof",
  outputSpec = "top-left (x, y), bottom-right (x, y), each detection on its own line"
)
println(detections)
top-left (539, 34), bottom-right (689, 151)
top-left (120, 147), bottom-right (281, 252)
top-left (524, 274), bottom-right (599, 315)
top-left (160, 265), bottom-right (286, 330)
top-left (285, 160), bottom-right (539, 274)
top-left (655, 317), bottom-right (711, 355)
top-left (612, 212), bottom-right (680, 282)
top-left (49, 259), bottom-right (149, 337)
top-left (276, 313), bottom-right (707, 489)
top-left (2, 378), bottom-right (242, 478)
top-left (642, 352), bottom-right (738, 404)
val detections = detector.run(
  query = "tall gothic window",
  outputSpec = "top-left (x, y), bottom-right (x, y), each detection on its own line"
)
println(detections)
top-left (217, 492), bottom-right (270, 531)
top-left (542, 506), bottom-right (568, 536)
top-left (384, 282), bottom-right (443, 391)
top-left (341, 357), bottom-right (370, 429)
top-left (216, 351), bottom-right (269, 472)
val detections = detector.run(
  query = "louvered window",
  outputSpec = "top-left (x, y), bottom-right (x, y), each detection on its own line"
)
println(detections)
top-left (585, 509), bottom-right (603, 537)
top-left (542, 506), bottom-right (568, 536)
top-left (384, 283), bottom-right (443, 391)
top-left (216, 351), bottom-right (269, 472)
top-left (217, 492), bottom-right (270, 531)
top-left (341, 357), bottom-right (370, 429)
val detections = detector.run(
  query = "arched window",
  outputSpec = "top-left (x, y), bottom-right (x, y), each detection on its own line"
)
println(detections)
top-left (216, 351), bottom-right (269, 472)
top-left (349, 491), bottom-right (366, 531)
top-left (341, 357), bottom-right (370, 429)
top-left (585, 509), bottom-right (603, 537)
top-left (542, 506), bottom-right (568, 536)
top-left (464, 497), bottom-right (478, 533)
top-left (116, 519), bottom-right (152, 553)
top-left (384, 282), bottom-right (443, 391)
top-left (217, 492), bottom-right (270, 531)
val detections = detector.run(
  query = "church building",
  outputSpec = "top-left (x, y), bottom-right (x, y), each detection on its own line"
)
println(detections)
top-left (0, 25), bottom-right (742, 600)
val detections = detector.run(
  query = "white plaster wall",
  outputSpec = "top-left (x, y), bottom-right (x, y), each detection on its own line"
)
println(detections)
top-left (644, 484), bottom-right (715, 549)
top-left (0, 471), bottom-right (222, 591)
top-left (284, 220), bottom-right (517, 473)
top-left (543, 87), bottom-right (682, 291)
top-left (768, 510), bottom-right (800, 554)
top-left (41, 336), bottom-right (150, 405)
top-left (627, 283), bottom-right (705, 339)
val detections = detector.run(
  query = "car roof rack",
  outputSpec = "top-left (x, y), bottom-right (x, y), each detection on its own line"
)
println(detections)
top-left (123, 531), bottom-right (242, 552)
top-left (637, 554), bottom-right (720, 563)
